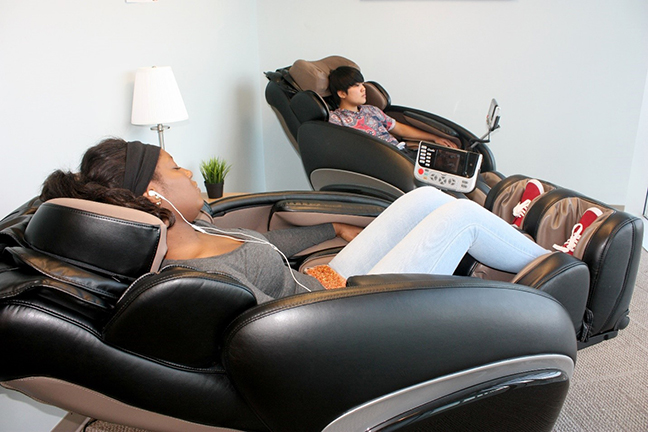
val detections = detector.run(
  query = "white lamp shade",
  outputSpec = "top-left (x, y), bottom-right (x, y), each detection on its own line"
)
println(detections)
top-left (131, 66), bottom-right (188, 125)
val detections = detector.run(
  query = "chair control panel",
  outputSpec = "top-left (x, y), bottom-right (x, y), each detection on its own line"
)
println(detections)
top-left (414, 141), bottom-right (482, 193)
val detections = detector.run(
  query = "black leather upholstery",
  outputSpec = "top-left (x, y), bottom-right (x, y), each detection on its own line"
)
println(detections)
top-left (103, 268), bottom-right (257, 368)
top-left (299, 120), bottom-right (419, 198)
top-left (25, 198), bottom-right (167, 282)
top-left (290, 90), bottom-right (329, 123)
top-left (224, 277), bottom-right (576, 432)
top-left (511, 252), bottom-right (590, 330)
top-left (0, 192), bottom-right (583, 431)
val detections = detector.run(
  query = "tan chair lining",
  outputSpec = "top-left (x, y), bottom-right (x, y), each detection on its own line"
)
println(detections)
top-left (364, 82), bottom-right (389, 110)
top-left (466, 188), bottom-right (488, 207)
top-left (481, 172), bottom-right (504, 188)
top-left (470, 264), bottom-right (515, 283)
top-left (298, 252), bottom-right (339, 274)
top-left (491, 179), bottom-right (556, 223)
top-left (534, 198), bottom-right (613, 259)
top-left (290, 56), bottom-right (359, 97)
top-left (1, 378), bottom-right (222, 432)
top-left (269, 212), bottom-right (375, 258)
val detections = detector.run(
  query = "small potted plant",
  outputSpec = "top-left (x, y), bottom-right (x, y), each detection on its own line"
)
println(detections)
top-left (200, 156), bottom-right (232, 199)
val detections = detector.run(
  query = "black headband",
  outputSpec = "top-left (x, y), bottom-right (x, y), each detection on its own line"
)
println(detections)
top-left (122, 141), bottom-right (161, 196)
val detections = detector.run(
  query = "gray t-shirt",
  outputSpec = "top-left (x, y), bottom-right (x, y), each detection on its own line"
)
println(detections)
top-left (162, 223), bottom-right (336, 303)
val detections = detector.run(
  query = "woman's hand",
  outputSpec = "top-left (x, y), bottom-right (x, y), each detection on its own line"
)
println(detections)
top-left (332, 223), bottom-right (363, 242)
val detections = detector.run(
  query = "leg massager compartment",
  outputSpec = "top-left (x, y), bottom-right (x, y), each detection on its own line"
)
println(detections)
top-left (484, 176), bottom-right (644, 347)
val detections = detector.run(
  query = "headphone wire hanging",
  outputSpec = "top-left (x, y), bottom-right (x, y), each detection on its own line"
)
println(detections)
top-left (149, 190), bottom-right (312, 292)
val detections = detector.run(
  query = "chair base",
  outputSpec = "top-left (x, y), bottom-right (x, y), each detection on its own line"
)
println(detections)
top-left (2, 378), bottom-right (239, 432)
top-left (577, 329), bottom-right (620, 349)
top-left (51, 413), bottom-right (92, 432)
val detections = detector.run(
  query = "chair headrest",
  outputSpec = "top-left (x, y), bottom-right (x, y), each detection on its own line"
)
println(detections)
top-left (363, 82), bottom-right (390, 111)
top-left (24, 198), bottom-right (167, 280)
top-left (290, 56), bottom-right (360, 97)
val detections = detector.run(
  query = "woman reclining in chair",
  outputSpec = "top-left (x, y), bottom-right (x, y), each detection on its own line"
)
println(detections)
top-left (40, 138), bottom-right (549, 303)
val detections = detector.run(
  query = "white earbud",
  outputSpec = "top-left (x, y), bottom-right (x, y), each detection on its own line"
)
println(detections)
top-left (148, 190), bottom-right (162, 199)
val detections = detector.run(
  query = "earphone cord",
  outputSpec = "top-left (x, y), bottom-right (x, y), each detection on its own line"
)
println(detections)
top-left (153, 193), bottom-right (312, 292)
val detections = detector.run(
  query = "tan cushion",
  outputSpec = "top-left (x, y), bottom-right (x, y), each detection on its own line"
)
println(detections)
top-left (491, 179), bottom-right (555, 224)
top-left (364, 82), bottom-right (389, 111)
top-left (290, 56), bottom-right (360, 96)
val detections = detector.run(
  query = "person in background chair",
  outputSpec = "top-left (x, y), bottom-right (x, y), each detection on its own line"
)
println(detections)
top-left (328, 66), bottom-right (459, 151)
top-left (40, 138), bottom-right (549, 302)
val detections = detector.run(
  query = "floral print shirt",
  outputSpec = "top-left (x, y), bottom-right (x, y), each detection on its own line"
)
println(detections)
top-left (329, 105), bottom-right (401, 147)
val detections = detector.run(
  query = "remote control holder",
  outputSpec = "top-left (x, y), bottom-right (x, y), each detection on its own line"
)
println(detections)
top-left (414, 141), bottom-right (482, 193)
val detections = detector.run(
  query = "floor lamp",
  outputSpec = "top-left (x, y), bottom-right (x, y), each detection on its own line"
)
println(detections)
top-left (131, 66), bottom-right (188, 149)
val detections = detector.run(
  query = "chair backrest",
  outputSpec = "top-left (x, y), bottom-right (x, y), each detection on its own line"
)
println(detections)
top-left (290, 55), bottom-right (360, 97)
top-left (289, 56), bottom-right (391, 110)
top-left (24, 198), bottom-right (167, 283)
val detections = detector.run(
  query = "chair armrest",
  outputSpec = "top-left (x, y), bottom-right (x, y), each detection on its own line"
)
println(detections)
top-left (268, 197), bottom-right (386, 232)
top-left (103, 267), bottom-right (257, 368)
top-left (346, 272), bottom-right (452, 286)
top-left (511, 252), bottom-right (589, 333)
top-left (223, 277), bottom-right (576, 432)
top-left (401, 110), bottom-right (460, 138)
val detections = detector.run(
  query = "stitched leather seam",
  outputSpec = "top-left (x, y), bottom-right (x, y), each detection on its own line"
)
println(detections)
top-left (3, 299), bottom-right (101, 338)
top-left (224, 283), bottom-right (562, 347)
top-left (108, 270), bottom-right (252, 326)
top-left (525, 261), bottom-right (585, 288)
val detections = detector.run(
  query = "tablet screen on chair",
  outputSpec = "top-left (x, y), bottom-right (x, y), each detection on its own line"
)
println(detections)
top-left (414, 141), bottom-right (482, 193)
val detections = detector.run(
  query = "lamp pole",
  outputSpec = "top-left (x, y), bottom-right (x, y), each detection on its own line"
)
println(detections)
top-left (152, 124), bottom-right (170, 149)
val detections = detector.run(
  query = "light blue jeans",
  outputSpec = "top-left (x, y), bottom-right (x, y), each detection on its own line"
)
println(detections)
top-left (329, 186), bottom-right (550, 279)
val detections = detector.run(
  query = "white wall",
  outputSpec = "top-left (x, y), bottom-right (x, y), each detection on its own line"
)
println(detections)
top-left (258, 0), bottom-right (648, 207)
top-left (0, 1), bottom-right (263, 430)
top-left (626, 72), bottom-right (648, 216)
top-left (0, 389), bottom-right (67, 432)
top-left (0, 0), bottom-right (264, 219)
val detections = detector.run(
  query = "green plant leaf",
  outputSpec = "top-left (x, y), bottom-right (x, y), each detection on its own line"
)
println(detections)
top-left (200, 157), bottom-right (232, 184)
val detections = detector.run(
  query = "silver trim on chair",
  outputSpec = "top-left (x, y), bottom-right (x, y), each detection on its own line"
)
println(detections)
top-left (322, 354), bottom-right (574, 432)
top-left (310, 168), bottom-right (406, 198)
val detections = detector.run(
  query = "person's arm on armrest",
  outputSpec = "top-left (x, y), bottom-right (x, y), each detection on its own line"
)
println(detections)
top-left (392, 121), bottom-right (459, 149)
top-left (264, 223), bottom-right (362, 256)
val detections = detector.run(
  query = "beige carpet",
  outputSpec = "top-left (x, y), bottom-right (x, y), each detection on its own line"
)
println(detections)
top-left (87, 251), bottom-right (648, 432)
top-left (553, 249), bottom-right (648, 431)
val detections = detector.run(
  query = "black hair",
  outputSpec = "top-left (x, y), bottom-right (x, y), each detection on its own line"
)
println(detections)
top-left (328, 66), bottom-right (365, 105)
top-left (40, 138), bottom-right (176, 226)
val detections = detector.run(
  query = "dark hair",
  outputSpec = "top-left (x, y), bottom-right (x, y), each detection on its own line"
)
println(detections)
top-left (40, 138), bottom-right (176, 226)
top-left (328, 66), bottom-right (365, 105)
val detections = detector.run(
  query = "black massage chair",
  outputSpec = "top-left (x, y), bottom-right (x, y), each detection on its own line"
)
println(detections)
top-left (1, 190), bottom-right (591, 432)
top-left (479, 175), bottom-right (644, 347)
top-left (265, 56), bottom-right (502, 202)
top-left (265, 56), bottom-right (644, 347)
